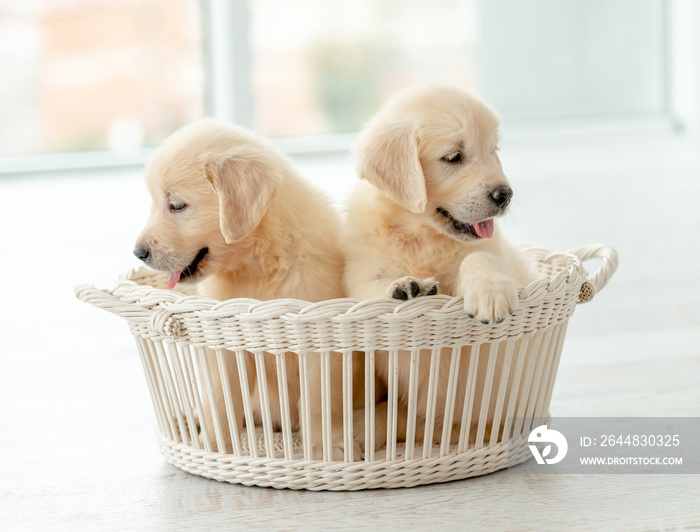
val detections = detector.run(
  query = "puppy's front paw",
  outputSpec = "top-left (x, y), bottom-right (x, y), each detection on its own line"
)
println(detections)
top-left (461, 275), bottom-right (518, 325)
top-left (388, 276), bottom-right (438, 300)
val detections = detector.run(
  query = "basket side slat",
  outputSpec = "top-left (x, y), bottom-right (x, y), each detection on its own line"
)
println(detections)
top-left (155, 342), bottom-right (189, 445)
top-left (532, 326), bottom-right (559, 420)
top-left (254, 352), bottom-right (275, 459)
top-left (135, 336), bottom-right (169, 438)
top-left (169, 343), bottom-right (197, 447)
top-left (147, 339), bottom-right (177, 441)
top-left (364, 350), bottom-right (376, 463)
top-left (298, 353), bottom-right (312, 460)
top-left (535, 323), bottom-right (565, 419)
top-left (457, 343), bottom-right (480, 453)
top-left (474, 343), bottom-right (499, 449)
top-left (216, 349), bottom-right (243, 455)
top-left (275, 353), bottom-right (294, 461)
top-left (320, 351), bottom-right (332, 462)
top-left (403, 350), bottom-right (420, 461)
top-left (512, 332), bottom-right (543, 437)
top-left (421, 349), bottom-right (441, 459)
top-left (523, 328), bottom-right (556, 428)
top-left (182, 345), bottom-right (213, 453)
top-left (235, 350), bottom-right (258, 459)
top-left (439, 347), bottom-right (461, 457)
top-left (197, 346), bottom-right (227, 454)
top-left (386, 350), bottom-right (399, 461)
top-left (503, 335), bottom-right (529, 441)
top-left (342, 352), bottom-right (354, 463)
top-left (488, 339), bottom-right (516, 448)
top-left (541, 322), bottom-right (569, 416)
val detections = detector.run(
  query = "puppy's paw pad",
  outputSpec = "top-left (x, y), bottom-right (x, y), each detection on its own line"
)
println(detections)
top-left (390, 276), bottom-right (419, 300)
top-left (424, 283), bottom-right (439, 296)
top-left (388, 276), bottom-right (439, 300)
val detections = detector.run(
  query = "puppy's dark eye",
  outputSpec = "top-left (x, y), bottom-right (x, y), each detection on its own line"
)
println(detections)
top-left (170, 203), bottom-right (187, 213)
top-left (442, 152), bottom-right (462, 164)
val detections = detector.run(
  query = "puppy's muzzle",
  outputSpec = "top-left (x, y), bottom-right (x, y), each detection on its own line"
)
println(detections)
top-left (133, 245), bottom-right (151, 264)
top-left (490, 186), bottom-right (513, 209)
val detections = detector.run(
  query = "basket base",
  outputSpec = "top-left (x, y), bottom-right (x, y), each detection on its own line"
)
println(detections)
top-left (157, 432), bottom-right (534, 491)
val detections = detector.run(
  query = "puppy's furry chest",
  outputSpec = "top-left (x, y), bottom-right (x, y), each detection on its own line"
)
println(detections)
top-left (198, 272), bottom-right (278, 301)
top-left (387, 235), bottom-right (466, 296)
top-left (402, 253), bottom-right (462, 295)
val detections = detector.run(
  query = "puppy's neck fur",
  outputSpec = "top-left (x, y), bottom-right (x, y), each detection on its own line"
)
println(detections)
top-left (363, 182), bottom-right (496, 253)
top-left (201, 175), bottom-right (344, 302)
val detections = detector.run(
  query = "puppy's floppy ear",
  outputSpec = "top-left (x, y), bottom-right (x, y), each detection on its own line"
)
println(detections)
top-left (494, 151), bottom-right (504, 169)
top-left (205, 158), bottom-right (278, 244)
top-left (355, 120), bottom-right (426, 213)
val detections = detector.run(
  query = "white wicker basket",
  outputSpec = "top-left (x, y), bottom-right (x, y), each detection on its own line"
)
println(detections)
top-left (75, 244), bottom-right (617, 490)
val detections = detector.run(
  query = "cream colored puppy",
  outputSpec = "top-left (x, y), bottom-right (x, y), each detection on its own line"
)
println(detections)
top-left (344, 85), bottom-right (537, 447)
top-left (134, 118), bottom-right (348, 458)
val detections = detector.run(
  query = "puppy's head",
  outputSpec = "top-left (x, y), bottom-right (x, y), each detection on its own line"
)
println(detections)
top-left (134, 119), bottom-right (280, 288)
top-left (355, 84), bottom-right (512, 243)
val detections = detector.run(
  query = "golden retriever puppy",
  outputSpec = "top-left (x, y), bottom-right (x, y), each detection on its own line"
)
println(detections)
top-left (134, 118), bottom-right (350, 459)
top-left (344, 84), bottom-right (537, 449)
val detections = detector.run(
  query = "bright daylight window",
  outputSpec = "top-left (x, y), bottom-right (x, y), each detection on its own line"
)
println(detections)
top-left (0, 0), bottom-right (667, 167)
top-left (249, 0), bottom-right (478, 138)
top-left (0, 0), bottom-right (205, 159)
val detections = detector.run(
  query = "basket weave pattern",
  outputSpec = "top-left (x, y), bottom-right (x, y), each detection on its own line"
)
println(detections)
top-left (76, 244), bottom-right (617, 490)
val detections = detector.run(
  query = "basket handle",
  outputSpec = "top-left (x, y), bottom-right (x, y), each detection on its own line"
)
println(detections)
top-left (75, 284), bottom-right (182, 339)
top-left (567, 244), bottom-right (619, 304)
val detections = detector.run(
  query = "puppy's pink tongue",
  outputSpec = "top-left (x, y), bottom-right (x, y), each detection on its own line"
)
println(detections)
top-left (472, 219), bottom-right (494, 239)
top-left (166, 271), bottom-right (182, 289)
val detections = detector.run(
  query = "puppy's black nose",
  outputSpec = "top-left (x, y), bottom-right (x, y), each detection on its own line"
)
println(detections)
top-left (490, 186), bottom-right (513, 208)
top-left (133, 245), bottom-right (150, 263)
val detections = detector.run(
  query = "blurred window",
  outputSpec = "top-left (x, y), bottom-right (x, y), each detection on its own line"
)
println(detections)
top-left (249, 0), bottom-right (666, 138)
top-left (249, 0), bottom-right (479, 138)
top-left (0, 0), bottom-right (205, 158)
top-left (478, 0), bottom-right (665, 122)
top-left (0, 0), bottom-right (668, 164)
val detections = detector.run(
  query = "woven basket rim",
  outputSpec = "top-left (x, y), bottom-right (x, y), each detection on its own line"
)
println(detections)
top-left (85, 245), bottom-right (584, 315)
top-left (75, 244), bottom-right (618, 348)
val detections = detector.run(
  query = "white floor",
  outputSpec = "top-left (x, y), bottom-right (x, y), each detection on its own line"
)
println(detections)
top-left (1, 130), bottom-right (699, 531)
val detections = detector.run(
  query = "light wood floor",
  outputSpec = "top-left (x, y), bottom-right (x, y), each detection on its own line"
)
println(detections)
top-left (1, 130), bottom-right (698, 531)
